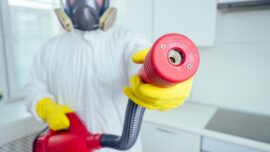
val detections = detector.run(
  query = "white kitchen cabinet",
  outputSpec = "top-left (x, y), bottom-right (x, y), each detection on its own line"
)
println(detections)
top-left (110, 0), bottom-right (152, 41)
top-left (141, 122), bottom-right (201, 152)
top-left (110, 0), bottom-right (216, 46)
top-left (202, 137), bottom-right (266, 152)
top-left (153, 0), bottom-right (217, 46)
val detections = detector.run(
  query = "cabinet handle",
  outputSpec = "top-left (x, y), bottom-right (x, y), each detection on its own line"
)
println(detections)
top-left (156, 127), bottom-right (179, 134)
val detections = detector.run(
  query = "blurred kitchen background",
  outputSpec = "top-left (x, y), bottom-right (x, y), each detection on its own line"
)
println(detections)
top-left (0, 0), bottom-right (270, 152)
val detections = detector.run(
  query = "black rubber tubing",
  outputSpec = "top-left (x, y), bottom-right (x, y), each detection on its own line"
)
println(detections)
top-left (100, 99), bottom-right (145, 150)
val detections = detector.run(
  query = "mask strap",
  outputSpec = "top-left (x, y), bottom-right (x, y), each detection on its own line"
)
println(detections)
top-left (95, 0), bottom-right (110, 16)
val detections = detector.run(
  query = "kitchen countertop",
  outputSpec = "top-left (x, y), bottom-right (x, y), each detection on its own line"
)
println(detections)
top-left (143, 102), bottom-right (270, 152)
top-left (1, 101), bottom-right (270, 151)
top-left (0, 102), bottom-right (30, 127)
top-left (0, 102), bottom-right (45, 145)
top-left (206, 109), bottom-right (270, 145)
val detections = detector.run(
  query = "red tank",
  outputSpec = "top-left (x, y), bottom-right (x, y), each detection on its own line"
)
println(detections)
top-left (33, 113), bottom-right (101, 152)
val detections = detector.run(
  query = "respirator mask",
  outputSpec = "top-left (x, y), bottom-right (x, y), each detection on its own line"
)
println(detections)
top-left (57, 0), bottom-right (117, 31)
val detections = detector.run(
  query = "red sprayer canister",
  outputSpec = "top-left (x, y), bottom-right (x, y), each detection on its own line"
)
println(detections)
top-left (139, 33), bottom-right (200, 87)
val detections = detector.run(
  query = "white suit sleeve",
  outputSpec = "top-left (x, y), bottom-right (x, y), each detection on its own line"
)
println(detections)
top-left (24, 42), bottom-right (56, 121)
top-left (124, 29), bottom-right (151, 78)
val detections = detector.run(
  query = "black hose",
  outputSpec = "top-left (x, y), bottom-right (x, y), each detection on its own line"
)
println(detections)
top-left (100, 99), bottom-right (145, 150)
top-left (32, 127), bottom-right (48, 152)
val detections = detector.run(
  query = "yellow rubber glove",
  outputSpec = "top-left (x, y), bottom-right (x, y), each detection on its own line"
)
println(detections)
top-left (36, 98), bottom-right (73, 131)
top-left (123, 48), bottom-right (193, 111)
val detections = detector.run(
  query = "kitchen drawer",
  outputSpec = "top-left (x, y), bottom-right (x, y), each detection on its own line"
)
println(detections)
top-left (202, 137), bottom-right (267, 152)
top-left (141, 122), bottom-right (200, 152)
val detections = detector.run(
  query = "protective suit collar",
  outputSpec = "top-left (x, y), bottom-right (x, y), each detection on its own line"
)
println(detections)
top-left (71, 28), bottom-right (103, 43)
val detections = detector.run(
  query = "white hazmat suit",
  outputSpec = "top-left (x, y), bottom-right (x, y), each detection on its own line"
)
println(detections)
top-left (25, 25), bottom-right (151, 152)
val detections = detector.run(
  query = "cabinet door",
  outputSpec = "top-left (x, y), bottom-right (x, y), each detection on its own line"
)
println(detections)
top-left (141, 123), bottom-right (201, 152)
top-left (110, 0), bottom-right (152, 41)
top-left (153, 0), bottom-right (216, 46)
top-left (202, 137), bottom-right (265, 152)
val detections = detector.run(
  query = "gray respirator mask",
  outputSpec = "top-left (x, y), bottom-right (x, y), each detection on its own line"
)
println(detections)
top-left (61, 0), bottom-right (116, 31)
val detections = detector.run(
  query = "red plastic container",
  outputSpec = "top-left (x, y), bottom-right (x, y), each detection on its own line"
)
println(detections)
top-left (33, 113), bottom-right (101, 152)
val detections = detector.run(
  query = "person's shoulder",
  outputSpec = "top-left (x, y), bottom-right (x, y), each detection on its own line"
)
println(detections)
top-left (42, 31), bottom-right (79, 52)
top-left (45, 32), bottom-right (72, 45)
top-left (38, 32), bottom-right (71, 56)
top-left (112, 24), bottom-right (140, 33)
top-left (111, 24), bottom-right (131, 32)
top-left (110, 24), bottom-right (146, 39)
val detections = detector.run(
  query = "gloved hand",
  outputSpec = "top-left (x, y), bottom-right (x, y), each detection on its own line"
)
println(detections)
top-left (36, 98), bottom-right (73, 131)
top-left (123, 48), bottom-right (193, 111)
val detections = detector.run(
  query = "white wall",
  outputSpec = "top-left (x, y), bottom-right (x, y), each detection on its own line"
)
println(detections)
top-left (190, 9), bottom-right (270, 116)
top-left (0, 3), bottom-right (9, 102)
top-left (0, 1), bottom-right (63, 98)
top-left (0, 32), bottom-right (9, 102)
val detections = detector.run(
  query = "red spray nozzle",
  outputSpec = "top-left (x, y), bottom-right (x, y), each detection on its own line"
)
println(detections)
top-left (139, 33), bottom-right (200, 87)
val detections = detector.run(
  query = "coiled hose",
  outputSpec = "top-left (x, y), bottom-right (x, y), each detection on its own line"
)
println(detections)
top-left (100, 99), bottom-right (145, 150)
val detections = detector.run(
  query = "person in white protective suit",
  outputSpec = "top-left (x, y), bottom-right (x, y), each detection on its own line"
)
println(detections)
top-left (25, 0), bottom-right (193, 151)
top-left (24, 0), bottom-right (149, 151)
